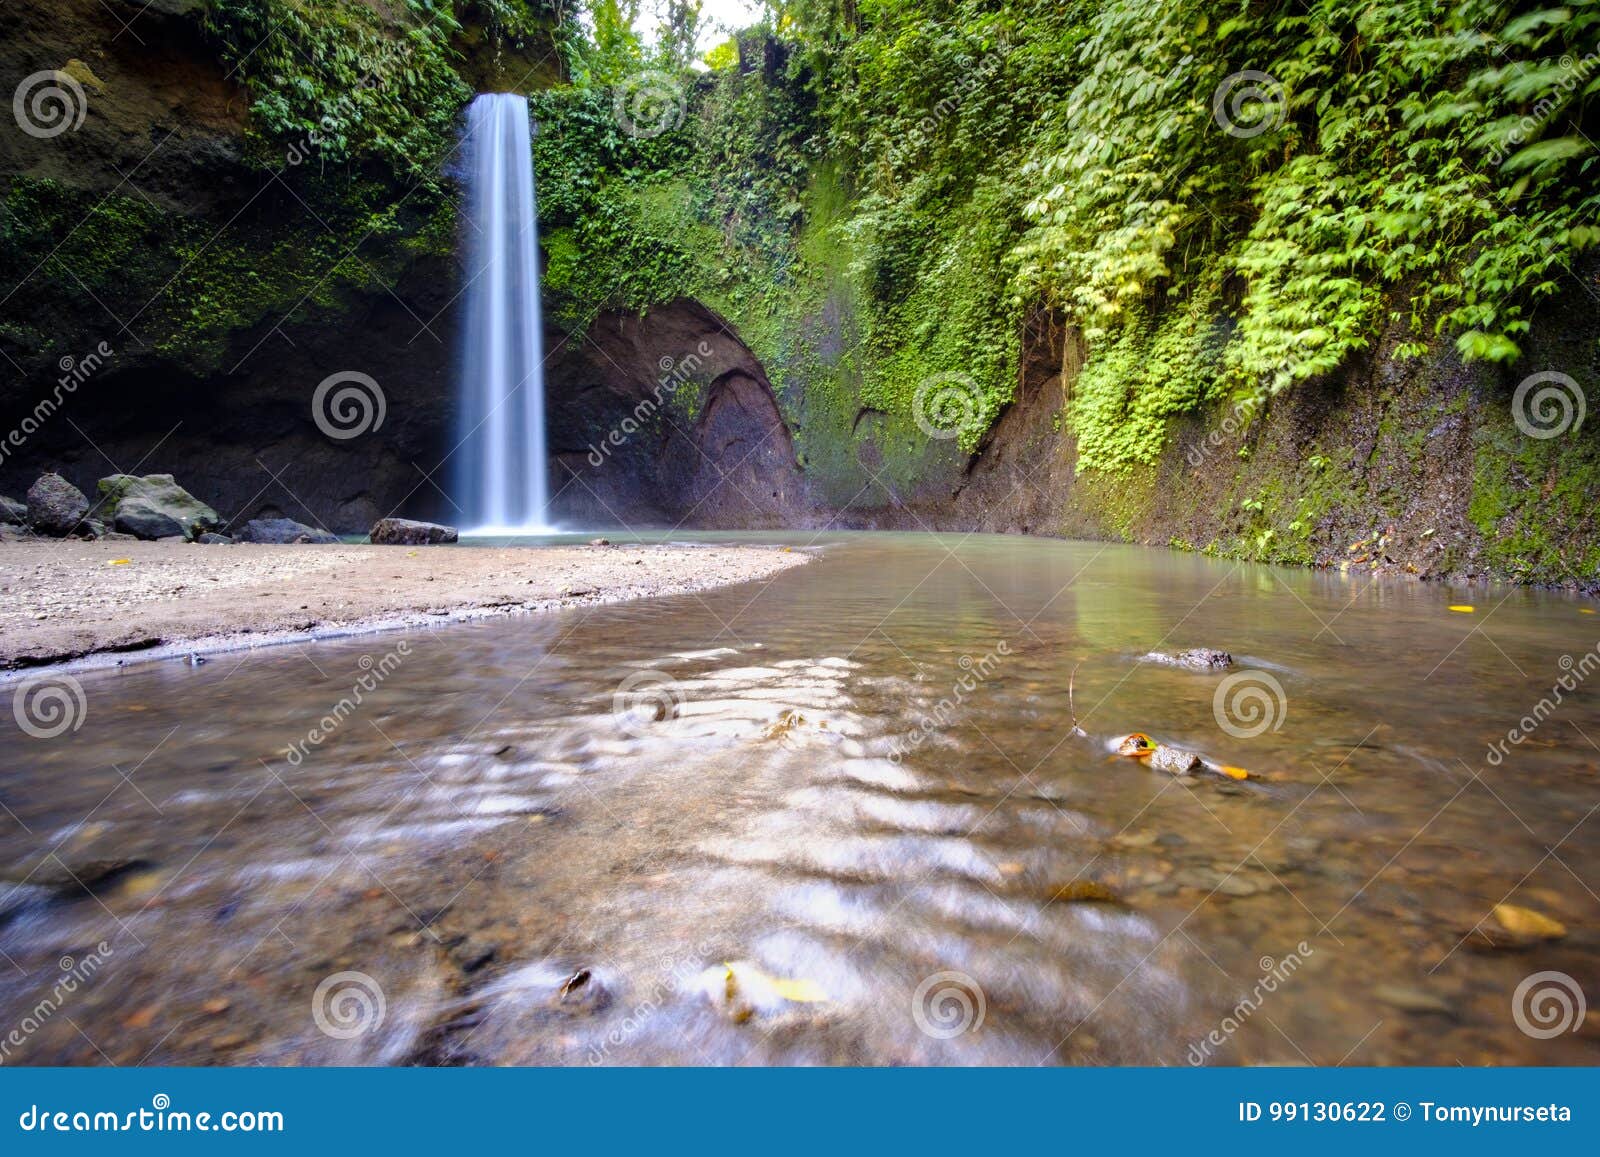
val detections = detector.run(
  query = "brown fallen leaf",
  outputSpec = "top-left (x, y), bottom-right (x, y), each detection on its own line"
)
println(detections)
top-left (1047, 880), bottom-right (1122, 904)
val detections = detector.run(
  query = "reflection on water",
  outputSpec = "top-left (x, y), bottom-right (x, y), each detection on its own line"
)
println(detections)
top-left (1, 533), bottom-right (1597, 1066)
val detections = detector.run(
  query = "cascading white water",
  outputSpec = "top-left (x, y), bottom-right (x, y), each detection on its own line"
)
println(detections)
top-left (456, 93), bottom-right (550, 533)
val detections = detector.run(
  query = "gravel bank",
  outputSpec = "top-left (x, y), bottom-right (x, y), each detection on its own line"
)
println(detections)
top-left (0, 540), bottom-right (810, 673)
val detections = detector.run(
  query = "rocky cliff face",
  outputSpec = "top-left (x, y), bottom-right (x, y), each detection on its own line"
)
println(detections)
top-left (0, 0), bottom-right (549, 532)
top-left (4, 6), bottom-right (1597, 590)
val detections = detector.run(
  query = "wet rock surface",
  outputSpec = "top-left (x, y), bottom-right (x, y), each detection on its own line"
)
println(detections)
top-left (235, 518), bottom-right (339, 545)
top-left (96, 473), bottom-right (220, 541)
top-left (26, 472), bottom-right (89, 536)
top-left (370, 518), bottom-right (458, 546)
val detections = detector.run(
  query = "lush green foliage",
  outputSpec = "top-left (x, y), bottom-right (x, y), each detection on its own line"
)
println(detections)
top-left (780, 0), bottom-right (1599, 470)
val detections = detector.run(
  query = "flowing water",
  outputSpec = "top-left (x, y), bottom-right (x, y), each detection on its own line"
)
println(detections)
top-left (454, 93), bottom-right (549, 532)
top-left (2, 533), bottom-right (1597, 1066)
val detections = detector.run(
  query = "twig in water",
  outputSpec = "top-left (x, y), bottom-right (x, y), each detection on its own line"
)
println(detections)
top-left (1067, 660), bottom-right (1087, 737)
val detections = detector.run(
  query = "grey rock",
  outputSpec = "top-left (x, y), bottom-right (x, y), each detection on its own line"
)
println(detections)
top-left (235, 517), bottom-right (339, 544)
top-left (1143, 648), bottom-right (1234, 670)
top-left (97, 474), bottom-right (220, 541)
top-left (369, 517), bottom-right (458, 545)
top-left (195, 532), bottom-right (233, 544)
top-left (0, 495), bottom-right (26, 524)
top-left (101, 531), bottom-right (138, 542)
top-left (26, 472), bottom-right (89, 535)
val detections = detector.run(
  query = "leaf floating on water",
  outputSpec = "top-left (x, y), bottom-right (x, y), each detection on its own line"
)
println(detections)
top-left (710, 960), bottom-right (829, 1022)
top-left (1448, 605), bottom-right (1475, 613)
top-left (558, 968), bottom-right (592, 1001)
top-left (1491, 902), bottom-right (1566, 940)
top-left (1047, 880), bottom-right (1122, 904)
top-left (762, 710), bottom-right (807, 742)
top-left (1216, 763), bottom-right (1253, 781)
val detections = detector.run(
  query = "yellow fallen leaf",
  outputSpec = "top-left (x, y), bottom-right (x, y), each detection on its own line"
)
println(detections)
top-left (1492, 902), bottom-right (1566, 940)
top-left (1581, 609), bottom-right (1596, 616)
top-left (108, 558), bottom-right (131, 566)
top-left (1217, 763), bottom-right (1252, 781)
top-left (770, 976), bottom-right (829, 1003)
top-left (1448, 605), bottom-right (1475, 613)
top-left (722, 961), bottom-right (828, 1004)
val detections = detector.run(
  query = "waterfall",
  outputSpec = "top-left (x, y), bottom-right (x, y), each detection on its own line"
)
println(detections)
top-left (456, 93), bottom-right (550, 532)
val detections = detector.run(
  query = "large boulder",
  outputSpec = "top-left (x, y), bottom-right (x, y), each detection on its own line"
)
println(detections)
top-left (0, 495), bottom-right (27, 525)
top-left (26, 473), bottom-right (89, 536)
top-left (235, 518), bottom-right (339, 544)
top-left (369, 517), bottom-right (458, 545)
top-left (95, 474), bottom-right (220, 541)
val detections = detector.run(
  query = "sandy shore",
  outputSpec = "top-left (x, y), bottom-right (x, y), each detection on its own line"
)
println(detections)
top-left (0, 539), bottom-right (809, 673)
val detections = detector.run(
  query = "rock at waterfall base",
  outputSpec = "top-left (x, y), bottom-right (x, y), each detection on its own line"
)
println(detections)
top-left (26, 473), bottom-right (90, 536)
top-left (369, 517), bottom-right (458, 545)
top-left (235, 518), bottom-right (339, 544)
top-left (96, 474), bottom-right (221, 541)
